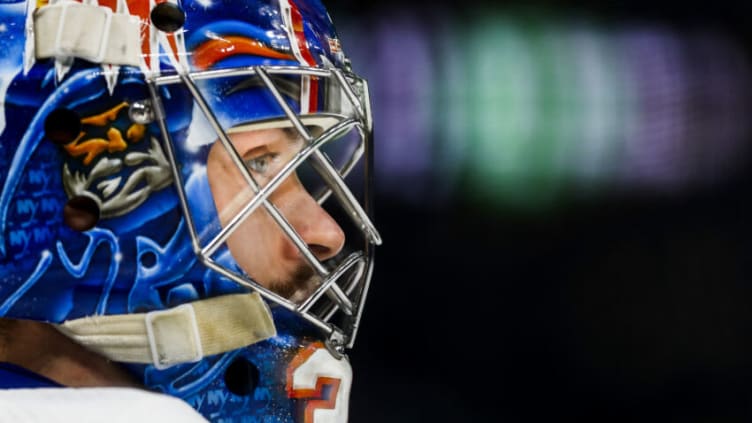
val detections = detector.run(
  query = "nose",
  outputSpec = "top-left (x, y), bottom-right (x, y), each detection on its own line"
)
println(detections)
top-left (280, 181), bottom-right (345, 262)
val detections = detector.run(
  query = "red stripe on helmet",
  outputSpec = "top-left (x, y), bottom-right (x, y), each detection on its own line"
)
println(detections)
top-left (288, 1), bottom-right (317, 66)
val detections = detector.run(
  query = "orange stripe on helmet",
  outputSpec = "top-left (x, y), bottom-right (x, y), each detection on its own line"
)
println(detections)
top-left (193, 36), bottom-right (295, 69)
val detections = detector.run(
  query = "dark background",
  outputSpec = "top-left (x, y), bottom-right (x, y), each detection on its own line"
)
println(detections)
top-left (326, 0), bottom-right (752, 421)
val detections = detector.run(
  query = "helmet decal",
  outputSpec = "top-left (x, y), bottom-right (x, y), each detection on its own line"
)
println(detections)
top-left (61, 102), bottom-right (173, 219)
top-left (25, 0), bottom-right (189, 81)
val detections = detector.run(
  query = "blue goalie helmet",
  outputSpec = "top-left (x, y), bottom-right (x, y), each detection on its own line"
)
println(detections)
top-left (0, 0), bottom-right (380, 420)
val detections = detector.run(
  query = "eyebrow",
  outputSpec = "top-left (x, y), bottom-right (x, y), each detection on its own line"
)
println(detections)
top-left (282, 127), bottom-right (302, 142)
top-left (232, 129), bottom-right (302, 159)
top-left (227, 75), bottom-right (301, 100)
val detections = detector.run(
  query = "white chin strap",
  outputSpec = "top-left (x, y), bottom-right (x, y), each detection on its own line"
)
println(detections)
top-left (56, 293), bottom-right (276, 370)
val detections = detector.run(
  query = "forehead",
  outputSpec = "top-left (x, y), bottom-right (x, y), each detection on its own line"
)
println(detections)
top-left (227, 127), bottom-right (297, 149)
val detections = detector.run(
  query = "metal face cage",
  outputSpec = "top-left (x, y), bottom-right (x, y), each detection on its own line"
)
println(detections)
top-left (146, 65), bottom-right (381, 350)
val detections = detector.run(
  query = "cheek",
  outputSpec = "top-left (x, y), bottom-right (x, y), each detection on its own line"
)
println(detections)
top-left (210, 168), bottom-right (254, 226)
top-left (228, 210), bottom-right (295, 283)
top-left (249, 194), bottom-right (302, 262)
top-left (233, 210), bottom-right (284, 258)
top-left (281, 237), bottom-right (303, 261)
top-left (270, 194), bottom-right (310, 261)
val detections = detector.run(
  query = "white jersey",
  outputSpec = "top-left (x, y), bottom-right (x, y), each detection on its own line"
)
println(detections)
top-left (0, 387), bottom-right (208, 422)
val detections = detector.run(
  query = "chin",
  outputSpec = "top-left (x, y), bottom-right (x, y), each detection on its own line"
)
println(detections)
top-left (284, 275), bottom-right (321, 304)
top-left (287, 290), bottom-right (308, 304)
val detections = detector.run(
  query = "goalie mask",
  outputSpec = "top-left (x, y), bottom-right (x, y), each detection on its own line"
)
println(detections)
top-left (0, 0), bottom-right (380, 420)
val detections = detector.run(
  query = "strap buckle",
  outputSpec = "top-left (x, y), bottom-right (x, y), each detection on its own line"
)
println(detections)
top-left (145, 304), bottom-right (204, 370)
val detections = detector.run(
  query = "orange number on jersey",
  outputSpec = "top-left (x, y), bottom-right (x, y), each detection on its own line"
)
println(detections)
top-left (286, 342), bottom-right (352, 423)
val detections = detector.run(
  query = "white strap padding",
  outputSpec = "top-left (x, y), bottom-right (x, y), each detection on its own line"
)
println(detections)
top-left (34, 1), bottom-right (141, 66)
top-left (56, 293), bottom-right (277, 369)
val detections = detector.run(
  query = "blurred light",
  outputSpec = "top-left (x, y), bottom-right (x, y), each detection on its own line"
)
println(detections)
top-left (342, 14), bottom-right (436, 204)
top-left (339, 9), bottom-right (752, 209)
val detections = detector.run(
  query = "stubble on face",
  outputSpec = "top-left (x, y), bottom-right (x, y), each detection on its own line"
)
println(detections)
top-left (264, 263), bottom-right (318, 303)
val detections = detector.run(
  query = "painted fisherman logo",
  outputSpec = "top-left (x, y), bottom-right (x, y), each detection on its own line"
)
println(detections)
top-left (62, 102), bottom-right (172, 219)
